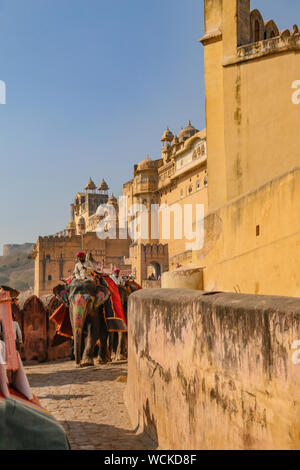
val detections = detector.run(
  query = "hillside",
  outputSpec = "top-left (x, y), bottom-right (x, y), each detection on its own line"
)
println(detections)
top-left (0, 244), bottom-right (34, 291)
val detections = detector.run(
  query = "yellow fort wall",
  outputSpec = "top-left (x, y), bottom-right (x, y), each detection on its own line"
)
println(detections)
top-left (194, 168), bottom-right (300, 297)
top-left (198, 0), bottom-right (300, 297)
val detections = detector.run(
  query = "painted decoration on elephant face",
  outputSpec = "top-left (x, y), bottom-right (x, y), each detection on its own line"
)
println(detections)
top-left (97, 291), bottom-right (105, 301)
top-left (72, 295), bottom-right (89, 340)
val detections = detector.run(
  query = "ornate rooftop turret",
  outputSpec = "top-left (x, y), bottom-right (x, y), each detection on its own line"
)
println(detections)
top-left (178, 121), bottom-right (199, 143)
top-left (98, 178), bottom-right (109, 192)
top-left (66, 220), bottom-right (76, 237)
top-left (85, 177), bottom-right (97, 191)
top-left (161, 127), bottom-right (174, 144)
top-left (137, 155), bottom-right (157, 172)
top-left (108, 194), bottom-right (118, 206)
top-left (172, 134), bottom-right (179, 146)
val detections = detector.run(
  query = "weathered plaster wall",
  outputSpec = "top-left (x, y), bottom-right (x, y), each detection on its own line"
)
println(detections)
top-left (126, 289), bottom-right (300, 450)
top-left (162, 268), bottom-right (203, 290)
top-left (193, 167), bottom-right (300, 297)
top-left (202, 0), bottom-right (300, 211)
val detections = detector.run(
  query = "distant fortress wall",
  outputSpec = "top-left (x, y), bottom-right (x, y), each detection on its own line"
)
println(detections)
top-left (2, 243), bottom-right (34, 257)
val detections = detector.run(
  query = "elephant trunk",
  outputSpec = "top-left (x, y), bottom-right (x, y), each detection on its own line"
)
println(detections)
top-left (72, 295), bottom-right (89, 365)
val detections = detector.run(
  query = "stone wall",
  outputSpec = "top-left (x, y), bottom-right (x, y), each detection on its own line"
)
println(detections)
top-left (194, 168), bottom-right (300, 297)
top-left (126, 289), bottom-right (300, 450)
top-left (162, 267), bottom-right (203, 290)
top-left (142, 281), bottom-right (161, 289)
top-left (33, 231), bottom-right (130, 297)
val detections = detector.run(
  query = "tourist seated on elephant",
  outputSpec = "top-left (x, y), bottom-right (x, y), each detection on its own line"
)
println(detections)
top-left (74, 252), bottom-right (94, 281)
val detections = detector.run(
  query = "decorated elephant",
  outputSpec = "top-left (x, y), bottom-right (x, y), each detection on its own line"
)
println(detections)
top-left (53, 280), bottom-right (110, 367)
top-left (107, 285), bottom-right (129, 361)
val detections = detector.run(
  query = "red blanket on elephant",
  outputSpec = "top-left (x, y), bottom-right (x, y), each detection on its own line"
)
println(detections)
top-left (94, 275), bottom-right (127, 333)
top-left (50, 303), bottom-right (73, 346)
top-left (126, 280), bottom-right (142, 293)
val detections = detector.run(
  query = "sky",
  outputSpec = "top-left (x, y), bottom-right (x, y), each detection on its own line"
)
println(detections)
top-left (0, 0), bottom-right (299, 252)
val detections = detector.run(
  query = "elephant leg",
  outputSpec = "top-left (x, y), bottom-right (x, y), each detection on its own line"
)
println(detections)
top-left (120, 333), bottom-right (128, 359)
top-left (103, 333), bottom-right (114, 362)
top-left (81, 318), bottom-right (98, 367)
top-left (97, 310), bottom-right (110, 364)
top-left (115, 332), bottom-right (123, 361)
top-left (97, 329), bottom-right (110, 364)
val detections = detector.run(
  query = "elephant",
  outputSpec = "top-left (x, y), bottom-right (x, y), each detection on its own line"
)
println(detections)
top-left (107, 285), bottom-right (129, 362)
top-left (108, 280), bottom-right (142, 361)
top-left (54, 280), bottom-right (110, 367)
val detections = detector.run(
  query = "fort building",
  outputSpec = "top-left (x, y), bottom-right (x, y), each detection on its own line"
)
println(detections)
top-left (32, 179), bottom-right (131, 297)
top-left (123, 123), bottom-right (208, 284)
top-left (193, 0), bottom-right (300, 297)
top-left (125, 0), bottom-right (300, 295)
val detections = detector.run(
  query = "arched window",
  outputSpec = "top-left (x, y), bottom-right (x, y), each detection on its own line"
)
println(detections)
top-left (196, 180), bottom-right (201, 191)
top-left (250, 9), bottom-right (264, 43)
top-left (265, 20), bottom-right (279, 40)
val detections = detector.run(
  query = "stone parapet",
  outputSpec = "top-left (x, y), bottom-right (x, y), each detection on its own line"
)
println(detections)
top-left (224, 33), bottom-right (300, 66)
top-left (126, 289), bottom-right (300, 449)
top-left (161, 267), bottom-right (203, 290)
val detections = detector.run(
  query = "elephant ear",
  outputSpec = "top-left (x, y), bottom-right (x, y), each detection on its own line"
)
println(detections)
top-left (95, 286), bottom-right (111, 308)
top-left (53, 284), bottom-right (70, 306)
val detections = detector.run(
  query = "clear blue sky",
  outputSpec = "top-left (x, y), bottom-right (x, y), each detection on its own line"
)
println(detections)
top-left (0, 0), bottom-right (298, 251)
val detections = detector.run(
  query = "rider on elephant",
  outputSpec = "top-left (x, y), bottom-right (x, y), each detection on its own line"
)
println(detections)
top-left (74, 252), bottom-right (94, 281)
top-left (110, 268), bottom-right (125, 286)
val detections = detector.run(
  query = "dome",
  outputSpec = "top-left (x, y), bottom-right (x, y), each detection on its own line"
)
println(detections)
top-left (178, 121), bottom-right (199, 143)
top-left (66, 220), bottom-right (76, 232)
top-left (137, 155), bottom-right (157, 171)
top-left (66, 220), bottom-right (76, 229)
top-left (85, 177), bottom-right (97, 191)
top-left (161, 127), bottom-right (174, 143)
top-left (98, 178), bottom-right (109, 191)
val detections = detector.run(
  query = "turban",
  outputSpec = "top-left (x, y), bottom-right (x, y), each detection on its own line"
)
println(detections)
top-left (76, 252), bottom-right (85, 259)
top-left (113, 269), bottom-right (120, 274)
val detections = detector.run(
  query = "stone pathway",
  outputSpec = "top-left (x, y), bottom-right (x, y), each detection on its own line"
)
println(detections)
top-left (25, 360), bottom-right (155, 451)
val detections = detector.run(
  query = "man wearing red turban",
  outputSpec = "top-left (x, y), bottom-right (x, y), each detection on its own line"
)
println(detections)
top-left (110, 268), bottom-right (125, 286)
top-left (74, 252), bottom-right (94, 280)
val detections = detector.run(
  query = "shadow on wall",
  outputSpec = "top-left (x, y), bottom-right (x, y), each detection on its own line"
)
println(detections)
top-left (126, 289), bottom-right (300, 450)
top-left (143, 399), bottom-right (159, 445)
